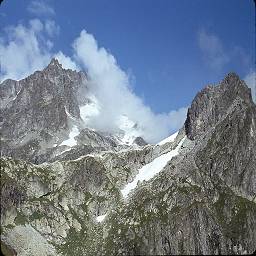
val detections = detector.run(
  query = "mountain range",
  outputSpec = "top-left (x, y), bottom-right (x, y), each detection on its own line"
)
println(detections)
top-left (1, 59), bottom-right (255, 255)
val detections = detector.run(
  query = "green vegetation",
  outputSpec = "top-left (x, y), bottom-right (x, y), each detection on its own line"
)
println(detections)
top-left (14, 211), bottom-right (27, 225)
top-left (57, 224), bottom-right (103, 256)
top-left (29, 211), bottom-right (45, 221)
top-left (213, 189), bottom-right (256, 241)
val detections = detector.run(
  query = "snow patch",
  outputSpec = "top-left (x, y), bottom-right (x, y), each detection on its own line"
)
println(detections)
top-left (86, 153), bottom-right (103, 158)
top-left (60, 106), bottom-right (80, 147)
top-left (64, 106), bottom-right (76, 121)
top-left (80, 95), bottom-right (100, 124)
top-left (116, 115), bottom-right (141, 145)
top-left (96, 214), bottom-right (106, 223)
top-left (60, 125), bottom-right (79, 147)
top-left (72, 155), bottom-right (87, 162)
top-left (251, 117), bottom-right (255, 137)
top-left (121, 137), bottom-right (186, 198)
top-left (80, 96), bottom-right (143, 146)
top-left (157, 131), bottom-right (179, 145)
top-left (61, 147), bottom-right (72, 153)
top-left (11, 89), bottom-right (22, 101)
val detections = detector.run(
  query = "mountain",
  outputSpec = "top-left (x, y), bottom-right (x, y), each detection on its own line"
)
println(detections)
top-left (1, 61), bottom-right (255, 255)
top-left (0, 59), bottom-right (147, 164)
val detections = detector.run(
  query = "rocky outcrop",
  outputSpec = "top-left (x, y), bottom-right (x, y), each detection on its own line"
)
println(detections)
top-left (0, 59), bottom-right (88, 163)
top-left (76, 128), bottom-right (118, 149)
top-left (0, 79), bottom-right (22, 110)
top-left (133, 136), bottom-right (148, 146)
top-left (185, 73), bottom-right (253, 140)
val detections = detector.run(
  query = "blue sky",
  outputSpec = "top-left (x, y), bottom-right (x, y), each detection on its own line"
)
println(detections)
top-left (0, 0), bottom-right (255, 142)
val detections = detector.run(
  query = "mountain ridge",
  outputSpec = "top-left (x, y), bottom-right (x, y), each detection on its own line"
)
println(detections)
top-left (0, 61), bottom-right (256, 255)
top-left (0, 59), bottom-right (147, 164)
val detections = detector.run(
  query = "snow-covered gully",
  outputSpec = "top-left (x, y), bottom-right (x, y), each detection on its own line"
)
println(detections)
top-left (121, 137), bottom-right (186, 198)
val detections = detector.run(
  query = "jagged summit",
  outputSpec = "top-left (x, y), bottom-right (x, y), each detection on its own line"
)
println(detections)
top-left (44, 58), bottom-right (81, 73)
top-left (222, 71), bottom-right (240, 81)
top-left (49, 57), bottom-right (61, 66)
top-left (47, 57), bottom-right (62, 69)
top-left (43, 58), bottom-right (65, 73)
top-left (185, 72), bottom-right (253, 140)
top-left (220, 72), bottom-right (252, 100)
top-left (0, 58), bottom-right (88, 162)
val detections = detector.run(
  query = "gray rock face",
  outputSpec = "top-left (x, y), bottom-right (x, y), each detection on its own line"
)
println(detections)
top-left (1, 70), bottom-right (255, 255)
top-left (1, 58), bottom-right (86, 139)
top-left (0, 79), bottom-right (22, 110)
top-left (0, 59), bottom-right (88, 162)
top-left (76, 128), bottom-right (118, 149)
top-left (185, 73), bottom-right (253, 140)
top-left (133, 136), bottom-right (148, 146)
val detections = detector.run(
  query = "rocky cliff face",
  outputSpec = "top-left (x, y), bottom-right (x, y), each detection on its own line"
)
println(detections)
top-left (0, 59), bottom-right (88, 163)
top-left (1, 66), bottom-right (255, 255)
top-left (185, 73), bottom-right (253, 140)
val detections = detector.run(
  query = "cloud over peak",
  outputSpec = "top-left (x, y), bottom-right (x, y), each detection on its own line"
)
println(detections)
top-left (0, 19), bottom-right (52, 81)
top-left (0, 21), bottom-right (187, 143)
top-left (73, 30), bottom-right (187, 143)
top-left (0, 18), bottom-right (64, 82)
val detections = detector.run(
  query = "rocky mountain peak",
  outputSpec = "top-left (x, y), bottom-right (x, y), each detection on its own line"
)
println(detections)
top-left (185, 72), bottom-right (253, 140)
top-left (41, 58), bottom-right (66, 77)
top-left (222, 72), bottom-right (240, 83)
top-left (46, 57), bottom-right (63, 69)
top-left (220, 72), bottom-right (252, 102)
top-left (0, 59), bottom-right (88, 160)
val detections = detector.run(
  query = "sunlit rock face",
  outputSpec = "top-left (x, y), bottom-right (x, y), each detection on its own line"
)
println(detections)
top-left (1, 64), bottom-right (255, 256)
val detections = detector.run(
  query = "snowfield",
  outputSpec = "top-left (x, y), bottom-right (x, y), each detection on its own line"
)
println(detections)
top-left (157, 131), bottom-right (179, 145)
top-left (80, 95), bottom-right (100, 124)
top-left (121, 137), bottom-right (186, 198)
top-left (60, 125), bottom-right (79, 147)
top-left (117, 115), bottom-right (141, 145)
top-left (96, 214), bottom-right (107, 223)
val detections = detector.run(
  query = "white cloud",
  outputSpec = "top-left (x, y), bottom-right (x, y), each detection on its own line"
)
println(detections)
top-left (29, 18), bottom-right (44, 32)
top-left (0, 20), bottom-right (187, 143)
top-left (73, 30), bottom-right (187, 143)
top-left (0, 19), bottom-right (52, 81)
top-left (27, 0), bottom-right (55, 16)
top-left (45, 20), bottom-right (60, 37)
top-left (0, 19), bottom-right (77, 81)
top-left (198, 29), bottom-right (229, 70)
top-left (54, 51), bottom-right (80, 71)
top-left (244, 71), bottom-right (256, 103)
